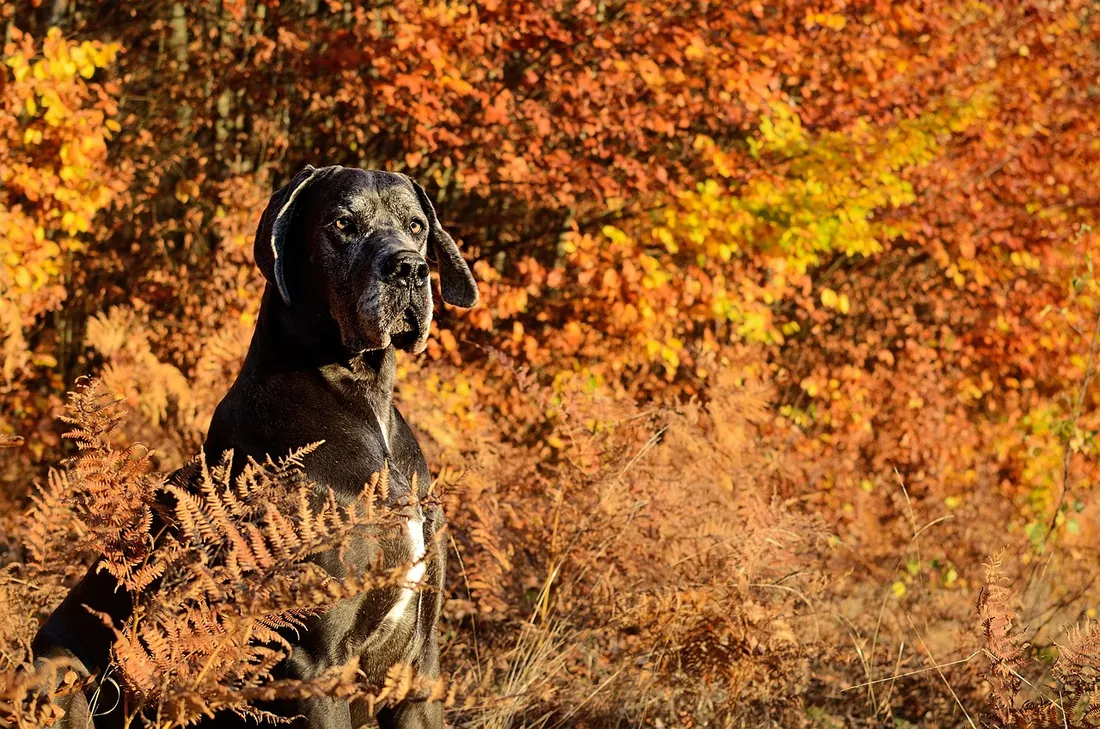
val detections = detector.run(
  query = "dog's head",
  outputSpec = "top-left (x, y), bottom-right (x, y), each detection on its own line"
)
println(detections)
top-left (253, 165), bottom-right (478, 353)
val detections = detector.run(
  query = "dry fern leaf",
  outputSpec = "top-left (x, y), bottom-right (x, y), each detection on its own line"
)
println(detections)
top-left (0, 433), bottom-right (24, 448)
top-left (0, 657), bottom-right (94, 729)
top-left (976, 552), bottom-right (1030, 726)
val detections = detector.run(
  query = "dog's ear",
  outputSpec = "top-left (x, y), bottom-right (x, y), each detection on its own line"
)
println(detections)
top-left (411, 181), bottom-right (478, 308)
top-left (254, 164), bottom-right (328, 305)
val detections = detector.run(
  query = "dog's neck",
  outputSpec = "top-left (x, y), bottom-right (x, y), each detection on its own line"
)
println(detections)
top-left (248, 288), bottom-right (397, 422)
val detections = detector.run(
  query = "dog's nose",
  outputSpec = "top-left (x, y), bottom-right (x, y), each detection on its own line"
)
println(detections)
top-left (383, 251), bottom-right (430, 287)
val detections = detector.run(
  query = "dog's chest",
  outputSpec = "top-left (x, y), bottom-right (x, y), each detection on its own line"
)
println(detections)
top-left (383, 511), bottom-right (428, 623)
top-left (375, 411), bottom-right (392, 450)
top-left (306, 505), bottom-right (437, 671)
top-left (303, 439), bottom-right (437, 665)
top-left (284, 380), bottom-right (438, 663)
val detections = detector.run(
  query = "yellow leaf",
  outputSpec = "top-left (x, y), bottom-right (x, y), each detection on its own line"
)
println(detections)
top-left (439, 329), bottom-right (457, 352)
top-left (31, 353), bottom-right (58, 368)
top-left (891, 581), bottom-right (906, 598)
top-left (684, 41), bottom-right (706, 61)
top-left (820, 288), bottom-right (838, 308)
top-left (692, 134), bottom-right (715, 151)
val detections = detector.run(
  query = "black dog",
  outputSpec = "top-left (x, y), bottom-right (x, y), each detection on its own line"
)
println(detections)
top-left (31, 165), bottom-right (479, 729)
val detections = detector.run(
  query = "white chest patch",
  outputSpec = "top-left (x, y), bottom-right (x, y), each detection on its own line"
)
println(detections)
top-left (383, 515), bottom-right (427, 624)
top-left (376, 413), bottom-right (390, 450)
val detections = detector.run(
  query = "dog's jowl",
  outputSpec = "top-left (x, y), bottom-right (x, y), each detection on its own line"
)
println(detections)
top-left (31, 166), bottom-right (479, 729)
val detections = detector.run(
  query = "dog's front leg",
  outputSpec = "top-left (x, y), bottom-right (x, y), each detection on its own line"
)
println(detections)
top-left (374, 699), bottom-right (443, 729)
top-left (349, 645), bottom-right (444, 729)
top-left (349, 692), bottom-right (444, 729)
top-left (349, 689), bottom-right (444, 729)
top-left (29, 654), bottom-right (93, 729)
top-left (298, 695), bottom-right (352, 729)
top-left (283, 645), bottom-right (353, 729)
top-left (372, 632), bottom-right (444, 729)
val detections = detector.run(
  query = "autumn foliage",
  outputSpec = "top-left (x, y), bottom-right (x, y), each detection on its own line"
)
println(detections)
top-left (2, 0), bottom-right (1100, 726)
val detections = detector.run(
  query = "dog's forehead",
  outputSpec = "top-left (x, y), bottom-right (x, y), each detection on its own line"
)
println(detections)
top-left (327, 168), bottom-right (419, 214)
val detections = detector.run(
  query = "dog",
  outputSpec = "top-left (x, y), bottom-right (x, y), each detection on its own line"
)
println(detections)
top-left (31, 165), bottom-right (479, 729)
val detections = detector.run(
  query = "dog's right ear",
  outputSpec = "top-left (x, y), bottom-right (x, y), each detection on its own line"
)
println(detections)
top-left (254, 164), bottom-right (328, 305)
top-left (410, 180), bottom-right (479, 308)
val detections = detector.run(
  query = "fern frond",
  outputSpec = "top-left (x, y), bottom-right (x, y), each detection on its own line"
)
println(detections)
top-left (976, 552), bottom-right (1030, 726)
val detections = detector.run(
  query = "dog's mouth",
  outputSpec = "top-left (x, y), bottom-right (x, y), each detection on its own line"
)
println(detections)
top-left (389, 307), bottom-right (424, 351)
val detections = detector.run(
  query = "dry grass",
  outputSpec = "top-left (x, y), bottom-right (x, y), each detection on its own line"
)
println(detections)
top-left (1, 355), bottom-right (1099, 727)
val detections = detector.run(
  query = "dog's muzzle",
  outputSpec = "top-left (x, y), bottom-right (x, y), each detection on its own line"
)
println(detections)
top-left (382, 250), bottom-right (430, 289)
top-left (374, 249), bottom-right (432, 351)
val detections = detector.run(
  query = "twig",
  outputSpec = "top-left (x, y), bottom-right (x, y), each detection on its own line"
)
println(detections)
top-left (877, 641), bottom-right (907, 717)
top-left (1041, 306), bottom-right (1100, 547)
top-left (448, 533), bottom-right (482, 684)
top-left (547, 668), bottom-right (623, 729)
top-left (843, 650), bottom-right (981, 691)
top-left (907, 616), bottom-right (978, 729)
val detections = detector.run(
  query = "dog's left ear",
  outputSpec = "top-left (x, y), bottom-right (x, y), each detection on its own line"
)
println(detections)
top-left (254, 164), bottom-right (334, 305)
top-left (411, 181), bottom-right (479, 308)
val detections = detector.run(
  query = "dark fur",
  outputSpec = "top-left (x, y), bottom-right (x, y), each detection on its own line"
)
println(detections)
top-left (31, 166), bottom-right (478, 729)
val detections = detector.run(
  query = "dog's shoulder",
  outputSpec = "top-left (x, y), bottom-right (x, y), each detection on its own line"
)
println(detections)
top-left (386, 406), bottom-right (431, 495)
top-left (206, 366), bottom-right (395, 495)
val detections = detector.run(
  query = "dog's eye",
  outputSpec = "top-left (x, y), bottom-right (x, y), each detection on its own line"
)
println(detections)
top-left (409, 219), bottom-right (425, 236)
top-left (333, 216), bottom-right (355, 233)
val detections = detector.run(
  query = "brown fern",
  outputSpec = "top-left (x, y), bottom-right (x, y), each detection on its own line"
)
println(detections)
top-left (21, 469), bottom-right (83, 568)
top-left (59, 378), bottom-right (158, 587)
top-left (1055, 620), bottom-right (1100, 727)
top-left (0, 434), bottom-right (24, 448)
top-left (0, 657), bottom-right (91, 729)
top-left (98, 450), bottom-right (415, 724)
top-left (977, 553), bottom-right (1030, 726)
top-left (11, 379), bottom-right (448, 727)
